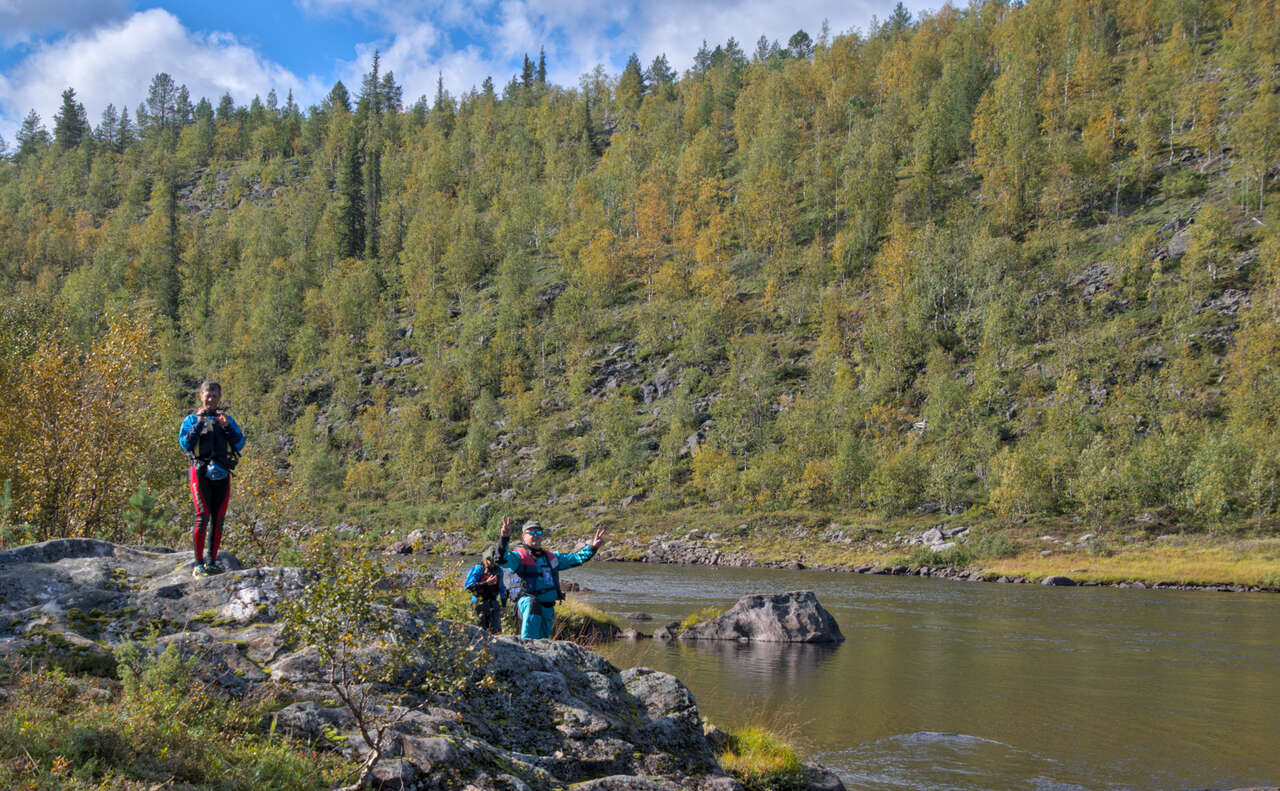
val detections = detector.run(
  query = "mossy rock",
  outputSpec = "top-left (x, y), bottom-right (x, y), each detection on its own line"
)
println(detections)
top-left (22, 628), bottom-right (117, 676)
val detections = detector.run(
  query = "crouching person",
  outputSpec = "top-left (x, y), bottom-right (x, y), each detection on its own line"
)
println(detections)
top-left (464, 555), bottom-right (507, 634)
top-left (495, 517), bottom-right (606, 639)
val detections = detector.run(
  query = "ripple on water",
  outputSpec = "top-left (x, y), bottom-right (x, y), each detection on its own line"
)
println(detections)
top-left (823, 731), bottom-right (1119, 791)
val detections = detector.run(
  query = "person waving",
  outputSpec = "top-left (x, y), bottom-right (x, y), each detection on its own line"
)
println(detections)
top-left (494, 517), bottom-right (606, 639)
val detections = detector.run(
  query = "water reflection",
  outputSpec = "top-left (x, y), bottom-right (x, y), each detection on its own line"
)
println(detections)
top-left (679, 638), bottom-right (841, 681)
top-left (607, 638), bottom-right (841, 684)
top-left (577, 562), bottom-right (1280, 791)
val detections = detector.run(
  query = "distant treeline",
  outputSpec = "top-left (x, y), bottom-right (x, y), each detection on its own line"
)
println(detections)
top-left (1, 0), bottom-right (1279, 540)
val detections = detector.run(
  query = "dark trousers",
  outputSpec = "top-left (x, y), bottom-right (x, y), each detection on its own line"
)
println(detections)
top-left (474, 597), bottom-right (502, 634)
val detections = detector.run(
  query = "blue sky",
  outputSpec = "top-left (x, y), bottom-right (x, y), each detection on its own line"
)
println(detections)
top-left (0, 0), bottom-right (933, 145)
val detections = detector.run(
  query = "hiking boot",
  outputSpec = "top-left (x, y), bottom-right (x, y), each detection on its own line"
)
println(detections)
top-left (204, 561), bottom-right (225, 575)
top-left (193, 562), bottom-right (209, 578)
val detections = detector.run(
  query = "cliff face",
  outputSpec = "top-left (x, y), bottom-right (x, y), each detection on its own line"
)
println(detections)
top-left (0, 539), bottom-right (743, 790)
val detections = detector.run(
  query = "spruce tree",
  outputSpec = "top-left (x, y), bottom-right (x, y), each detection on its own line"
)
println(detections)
top-left (15, 109), bottom-right (49, 159)
top-left (327, 81), bottom-right (351, 113)
top-left (521, 54), bottom-right (535, 89)
top-left (95, 104), bottom-right (120, 151)
top-left (617, 53), bottom-right (646, 110)
top-left (53, 87), bottom-right (89, 150)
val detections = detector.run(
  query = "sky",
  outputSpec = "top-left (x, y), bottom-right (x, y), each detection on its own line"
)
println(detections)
top-left (0, 0), bottom-right (934, 147)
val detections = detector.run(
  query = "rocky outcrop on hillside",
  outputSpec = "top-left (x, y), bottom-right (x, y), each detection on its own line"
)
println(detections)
top-left (0, 539), bottom-right (842, 790)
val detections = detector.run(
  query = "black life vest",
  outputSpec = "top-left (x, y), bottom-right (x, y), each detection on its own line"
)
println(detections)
top-left (191, 416), bottom-right (238, 469)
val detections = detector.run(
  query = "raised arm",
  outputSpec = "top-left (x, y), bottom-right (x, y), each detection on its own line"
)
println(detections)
top-left (557, 524), bottom-right (607, 570)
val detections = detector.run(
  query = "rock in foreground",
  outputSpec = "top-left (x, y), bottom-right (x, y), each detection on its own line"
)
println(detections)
top-left (679, 591), bottom-right (844, 643)
top-left (0, 539), bottom-right (843, 790)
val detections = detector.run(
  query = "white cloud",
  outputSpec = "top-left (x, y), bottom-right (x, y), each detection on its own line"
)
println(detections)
top-left (0, 0), bottom-right (933, 142)
top-left (291, 0), bottom-right (918, 99)
top-left (0, 9), bottom-right (327, 142)
top-left (0, 0), bottom-right (128, 45)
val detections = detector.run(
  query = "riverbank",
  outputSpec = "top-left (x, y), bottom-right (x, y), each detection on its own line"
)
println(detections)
top-left (417, 508), bottom-right (1280, 592)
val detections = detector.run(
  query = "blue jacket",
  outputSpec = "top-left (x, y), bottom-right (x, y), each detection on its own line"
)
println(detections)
top-left (179, 413), bottom-right (246, 462)
top-left (464, 563), bottom-right (508, 603)
top-left (495, 542), bottom-right (596, 605)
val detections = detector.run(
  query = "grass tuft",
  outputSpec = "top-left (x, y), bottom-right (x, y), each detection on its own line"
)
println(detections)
top-left (716, 725), bottom-right (806, 791)
top-left (553, 596), bottom-right (625, 643)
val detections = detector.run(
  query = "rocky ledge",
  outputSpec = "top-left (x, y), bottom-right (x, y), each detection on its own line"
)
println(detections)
top-left (0, 539), bottom-right (843, 791)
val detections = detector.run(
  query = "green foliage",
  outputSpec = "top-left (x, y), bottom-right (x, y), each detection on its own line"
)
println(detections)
top-left (0, 654), bottom-right (345, 789)
top-left (2, 5), bottom-right (1279, 536)
top-left (280, 547), bottom-right (487, 788)
top-left (552, 597), bottom-right (625, 643)
top-left (717, 725), bottom-right (806, 791)
top-left (422, 560), bottom-right (474, 623)
top-left (678, 605), bottom-right (724, 631)
top-left (0, 303), bottom-right (177, 541)
top-left (121, 482), bottom-right (171, 545)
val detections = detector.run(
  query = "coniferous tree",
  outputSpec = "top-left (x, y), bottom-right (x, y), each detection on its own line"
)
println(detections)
top-left (52, 88), bottom-right (89, 150)
top-left (646, 54), bottom-right (677, 96)
top-left (335, 121), bottom-right (366, 259)
top-left (174, 85), bottom-right (194, 126)
top-left (95, 104), bottom-right (120, 151)
top-left (116, 107), bottom-right (135, 151)
top-left (216, 92), bottom-right (236, 120)
top-left (617, 53), bottom-right (646, 110)
top-left (144, 72), bottom-right (180, 134)
top-left (537, 47), bottom-right (548, 84)
top-left (788, 30), bottom-right (814, 59)
top-left (15, 109), bottom-right (49, 159)
top-left (327, 81), bottom-right (351, 113)
top-left (521, 54), bottom-right (535, 89)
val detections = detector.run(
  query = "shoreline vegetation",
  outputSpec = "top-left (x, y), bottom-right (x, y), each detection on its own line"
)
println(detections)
top-left (403, 508), bottom-right (1280, 593)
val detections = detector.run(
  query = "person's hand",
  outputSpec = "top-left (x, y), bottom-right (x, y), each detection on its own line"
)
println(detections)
top-left (500, 516), bottom-right (512, 539)
top-left (589, 524), bottom-right (606, 551)
top-left (215, 411), bottom-right (229, 428)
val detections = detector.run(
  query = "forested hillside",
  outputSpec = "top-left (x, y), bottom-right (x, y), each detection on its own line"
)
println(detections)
top-left (2, 0), bottom-right (1278, 544)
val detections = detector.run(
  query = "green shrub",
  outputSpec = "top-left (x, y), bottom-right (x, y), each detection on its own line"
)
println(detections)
top-left (553, 597), bottom-right (624, 643)
top-left (678, 605), bottom-right (723, 631)
top-left (0, 653), bottom-right (344, 789)
top-left (1161, 170), bottom-right (1206, 198)
top-left (717, 725), bottom-right (806, 791)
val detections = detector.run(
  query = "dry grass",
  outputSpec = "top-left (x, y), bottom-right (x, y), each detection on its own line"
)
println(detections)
top-left (978, 537), bottom-right (1280, 587)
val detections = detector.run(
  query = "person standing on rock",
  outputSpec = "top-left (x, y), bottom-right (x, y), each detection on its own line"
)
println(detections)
top-left (495, 517), bottom-right (606, 639)
top-left (178, 380), bottom-right (245, 577)
top-left (464, 554), bottom-right (508, 633)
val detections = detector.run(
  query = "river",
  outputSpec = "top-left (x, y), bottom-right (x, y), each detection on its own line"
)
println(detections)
top-left (556, 561), bottom-right (1280, 791)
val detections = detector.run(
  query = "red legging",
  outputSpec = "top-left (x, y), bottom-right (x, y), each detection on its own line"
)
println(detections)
top-left (189, 466), bottom-right (230, 563)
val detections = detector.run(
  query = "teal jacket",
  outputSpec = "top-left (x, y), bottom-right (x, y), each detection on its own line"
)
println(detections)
top-left (495, 540), bottom-right (596, 605)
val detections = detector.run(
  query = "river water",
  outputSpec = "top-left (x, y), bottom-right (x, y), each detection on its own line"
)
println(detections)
top-left (558, 561), bottom-right (1280, 791)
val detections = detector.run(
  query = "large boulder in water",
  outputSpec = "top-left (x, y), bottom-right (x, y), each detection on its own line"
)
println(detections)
top-left (679, 591), bottom-right (844, 643)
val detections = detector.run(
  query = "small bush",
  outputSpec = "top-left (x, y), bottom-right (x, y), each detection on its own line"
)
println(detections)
top-left (0, 659), bottom-right (345, 789)
top-left (717, 725), bottom-right (806, 791)
top-left (1161, 170), bottom-right (1206, 198)
top-left (678, 605), bottom-right (723, 631)
top-left (553, 597), bottom-right (624, 643)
